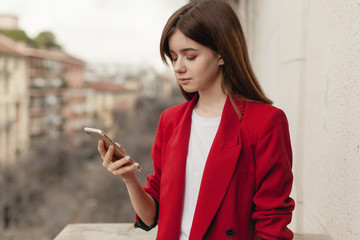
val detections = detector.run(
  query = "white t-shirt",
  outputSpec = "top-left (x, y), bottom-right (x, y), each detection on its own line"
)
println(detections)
top-left (179, 110), bottom-right (221, 240)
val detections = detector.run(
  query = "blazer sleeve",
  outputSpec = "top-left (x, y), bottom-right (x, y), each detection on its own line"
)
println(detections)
top-left (134, 112), bottom-right (165, 230)
top-left (252, 108), bottom-right (295, 240)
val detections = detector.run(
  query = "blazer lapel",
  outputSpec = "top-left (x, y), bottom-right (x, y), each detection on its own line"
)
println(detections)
top-left (161, 95), bottom-right (198, 236)
top-left (189, 97), bottom-right (244, 239)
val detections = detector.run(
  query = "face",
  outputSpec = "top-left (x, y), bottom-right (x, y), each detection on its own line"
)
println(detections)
top-left (168, 29), bottom-right (224, 95)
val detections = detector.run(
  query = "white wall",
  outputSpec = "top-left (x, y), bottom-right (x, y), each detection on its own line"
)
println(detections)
top-left (238, 0), bottom-right (360, 239)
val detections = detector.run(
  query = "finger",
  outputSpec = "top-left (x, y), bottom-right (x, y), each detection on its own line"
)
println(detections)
top-left (98, 139), bottom-right (107, 157)
top-left (109, 155), bottom-right (131, 171)
top-left (103, 145), bottom-right (115, 167)
top-left (112, 162), bottom-right (140, 176)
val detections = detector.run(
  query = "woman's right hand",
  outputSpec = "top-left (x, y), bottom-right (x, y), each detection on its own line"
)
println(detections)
top-left (98, 140), bottom-right (156, 227)
top-left (98, 139), bottom-right (139, 182)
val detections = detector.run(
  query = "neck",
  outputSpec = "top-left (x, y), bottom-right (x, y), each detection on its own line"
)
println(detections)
top-left (195, 90), bottom-right (227, 118)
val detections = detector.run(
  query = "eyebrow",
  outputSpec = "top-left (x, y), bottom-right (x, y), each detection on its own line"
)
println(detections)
top-left (169, 48), bottom-right (200, 53)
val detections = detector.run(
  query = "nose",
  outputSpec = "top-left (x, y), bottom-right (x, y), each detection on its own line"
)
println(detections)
top-left (173, 58), bottom-right (186, 74)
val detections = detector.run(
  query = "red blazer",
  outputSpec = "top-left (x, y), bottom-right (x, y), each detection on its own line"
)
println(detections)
top-left (136, 96), bottom-right (295, 240)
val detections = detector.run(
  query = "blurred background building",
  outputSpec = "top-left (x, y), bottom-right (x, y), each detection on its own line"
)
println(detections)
top-left (0, 12), bottom-right (179, 238)
top-left (0, 15), bottom-right (93, 164)
top-left (26, 46), bottom-right (88, 137)
top-left (0, 33), bottom-right (28, 166)
top-left (0, 14), bottom-right (176, 165)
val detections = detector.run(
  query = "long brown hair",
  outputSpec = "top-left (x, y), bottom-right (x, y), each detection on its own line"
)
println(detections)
top-left (160, 0), bottom-right (272, 107)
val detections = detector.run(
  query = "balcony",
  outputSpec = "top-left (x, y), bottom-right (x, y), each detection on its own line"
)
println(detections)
top-left (54, 223), bottom-right (332, 240)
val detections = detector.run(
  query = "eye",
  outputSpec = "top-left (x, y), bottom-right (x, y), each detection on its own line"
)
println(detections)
top-left (186, 56), bottom-right (197, 60)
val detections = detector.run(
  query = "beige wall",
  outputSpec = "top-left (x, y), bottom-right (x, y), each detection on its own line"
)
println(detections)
top-left (0, 53), bottom-right (29, 165)
top-left (237, 0), bottom-right (360, 239)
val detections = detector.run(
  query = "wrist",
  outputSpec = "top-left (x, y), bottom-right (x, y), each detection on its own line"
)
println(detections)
top-left (122, 172), bottom-right (138, 184)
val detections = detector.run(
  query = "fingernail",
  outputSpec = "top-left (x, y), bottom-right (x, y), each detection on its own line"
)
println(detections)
top-left (134, 162), bottom-right (139, 167)
top-left (125, 156), bottom-right (130, 161)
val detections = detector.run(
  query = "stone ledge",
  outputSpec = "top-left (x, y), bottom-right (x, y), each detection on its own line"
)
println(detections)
top-left (54, 223), bottom-right (332, 240)
top-left (54, 224), bottom-right (157, 240)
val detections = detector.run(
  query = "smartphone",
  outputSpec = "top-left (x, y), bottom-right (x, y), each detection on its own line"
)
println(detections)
top-left (84, 127), bottom-right (142, 172)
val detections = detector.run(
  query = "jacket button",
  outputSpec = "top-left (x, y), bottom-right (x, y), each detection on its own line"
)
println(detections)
top-left (225, 228), bottom-right (235, 237)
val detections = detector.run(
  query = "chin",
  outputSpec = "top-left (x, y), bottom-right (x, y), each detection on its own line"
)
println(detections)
top-left (181, 85), bottom-right (197, 93)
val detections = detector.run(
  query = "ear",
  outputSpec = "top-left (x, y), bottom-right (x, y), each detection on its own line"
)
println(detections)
top-left (218, 55), bottom-right (224, 65)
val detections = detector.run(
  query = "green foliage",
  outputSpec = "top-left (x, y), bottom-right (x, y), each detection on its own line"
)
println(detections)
top-left (0, 29), bottom-right (62, 50)
top-left (0, 29), bottom-right (38, 47)
top-left (34, 31), bottom-right (62, 50)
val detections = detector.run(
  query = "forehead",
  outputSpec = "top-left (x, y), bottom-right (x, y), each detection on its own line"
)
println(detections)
top-left (168, 29), bottom-right (203, 51)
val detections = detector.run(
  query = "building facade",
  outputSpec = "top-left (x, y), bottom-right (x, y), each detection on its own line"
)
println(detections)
top-left (0, 13), bottom-right (94, 152)
top-left (24, 47), bottom-right (91, 136)
top-left (26, 50), bottom-right (66, 137)
top-left (0, 41), bottom-right (29, 165)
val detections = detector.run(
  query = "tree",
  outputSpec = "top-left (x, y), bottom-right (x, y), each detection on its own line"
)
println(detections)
top-left (34, 31), bottom-right (62, 50)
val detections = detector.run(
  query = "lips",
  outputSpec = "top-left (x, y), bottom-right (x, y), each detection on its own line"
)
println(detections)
top-left (178, 78), bottom-right (191, 84)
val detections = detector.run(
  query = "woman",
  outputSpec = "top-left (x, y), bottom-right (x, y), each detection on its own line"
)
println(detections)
top-left (98, 0), bottom-right (295, 239)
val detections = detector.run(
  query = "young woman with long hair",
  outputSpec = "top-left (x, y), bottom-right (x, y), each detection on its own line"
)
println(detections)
top-left (98, 0), bottom-right (295, 239)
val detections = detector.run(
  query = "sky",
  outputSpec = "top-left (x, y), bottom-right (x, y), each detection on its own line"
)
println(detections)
top-left (0, 0), bottom-right (188, 71)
